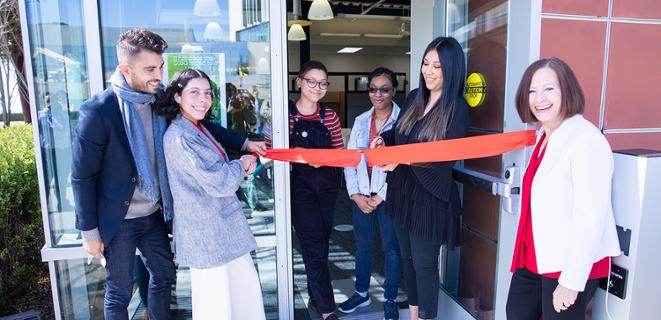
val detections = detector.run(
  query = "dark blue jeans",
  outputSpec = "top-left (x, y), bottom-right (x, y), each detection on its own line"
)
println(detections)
top-left (351, 201), bottom-right (401, 300)
top-left (103, 213), bottom-right (176, 320)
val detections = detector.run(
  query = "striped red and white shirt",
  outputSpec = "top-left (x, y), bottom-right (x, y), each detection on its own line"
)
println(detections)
top-left (264, 103), bottom-right (344, 149)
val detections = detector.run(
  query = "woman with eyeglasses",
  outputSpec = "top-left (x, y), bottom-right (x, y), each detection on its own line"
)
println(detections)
top-left (289, 60), bottom-right (343, 320)
top-left (371, 37), bottom-right (469, 320)
top-left (338, 67), bottom-right (402, 320)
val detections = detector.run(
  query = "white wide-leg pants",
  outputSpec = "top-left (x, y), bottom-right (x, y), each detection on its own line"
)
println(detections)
top-left (190, 253), bottom-right (266, 320)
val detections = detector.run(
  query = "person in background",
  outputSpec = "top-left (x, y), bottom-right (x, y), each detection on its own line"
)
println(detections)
top-left (338, 67), bottom-right (402, 320)
top-left (289, 60), bottom-right (343, 320)
top-left (228, 90), bottom-right (257, 135)
top-left (38, 91), bottom-right (73, 212)
top-left (506, 57), bottom-right (620, 320)
top-left (225, 83), bottom-right (238, 130)
top-left (371, 37), bottom-right (470, 320)
top-left (156, 68), bottom-right (265, 320)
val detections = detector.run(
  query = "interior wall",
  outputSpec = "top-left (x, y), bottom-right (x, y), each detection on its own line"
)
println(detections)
top-left (409, 0), bottom-right (434, 88)
top-left (287, 45), bottom-right (410, 88)
top-left (540, 0), bottom-right (661, 151)
top-left (287, 44), bottom-right (410, 128)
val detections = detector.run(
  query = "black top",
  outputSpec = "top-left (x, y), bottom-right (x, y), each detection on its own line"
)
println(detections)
top-left (384, 89), bottom-right (470, 247)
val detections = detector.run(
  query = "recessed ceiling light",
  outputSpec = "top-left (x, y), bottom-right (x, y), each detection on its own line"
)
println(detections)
top-left (338, 47), bottom-right (363, 53)
top-left (320, 32), bottom-right (361, 37)
top-left (363, 33), bottom-right (403, 39)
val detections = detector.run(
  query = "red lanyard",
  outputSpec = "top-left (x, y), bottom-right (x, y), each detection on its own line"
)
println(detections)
top-left (370, 110), bottom-right (392, 137)
top-left (194, 123), bottom-right (228, 161)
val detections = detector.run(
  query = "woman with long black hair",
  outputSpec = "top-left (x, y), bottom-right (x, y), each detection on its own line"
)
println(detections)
top-left (372, 37), bottom-right (470, 320)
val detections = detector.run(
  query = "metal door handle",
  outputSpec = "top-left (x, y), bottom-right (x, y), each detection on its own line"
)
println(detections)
top-left (453, 166), bottom-right (520, 214)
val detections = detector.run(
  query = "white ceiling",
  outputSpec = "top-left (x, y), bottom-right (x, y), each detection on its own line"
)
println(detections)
top-left (289, 14), bottom-right (411, 56)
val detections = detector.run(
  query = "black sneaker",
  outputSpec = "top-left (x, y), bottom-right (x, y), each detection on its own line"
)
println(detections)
top-left (383, 299), bottom-right (399, 320)
top-left (338, 292), bottom-right (371, 313)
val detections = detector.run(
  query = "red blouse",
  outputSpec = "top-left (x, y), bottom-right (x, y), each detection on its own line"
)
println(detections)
top-left (511, 133), bottom-right (610, 279)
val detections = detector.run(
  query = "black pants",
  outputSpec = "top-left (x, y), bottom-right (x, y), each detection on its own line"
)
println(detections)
top-left (395, 223), bottom-right (441, 319)
top-left (506, 268), bottom-right (600, 320)
top-left (291, 168), bottom-right (339, 314)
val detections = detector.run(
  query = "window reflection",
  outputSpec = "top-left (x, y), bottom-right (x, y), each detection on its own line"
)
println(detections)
top-left (26, 0), bottom-right (90, 247)
top-left (52, 248), bottom-right (279, 319)
top-left (98, 0), bottom-right (275, 234)
top-left (445, 1), bottom-right (509, 319)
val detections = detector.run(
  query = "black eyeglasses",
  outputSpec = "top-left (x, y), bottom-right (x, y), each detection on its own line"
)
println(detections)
top-left (368, 86), bottom-right (394, 94)
top-left (301, 77), bottom-right (330, 90)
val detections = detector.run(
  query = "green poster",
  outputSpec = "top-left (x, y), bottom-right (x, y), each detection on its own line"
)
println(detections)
top-left (164, 53), bottom-right (227, 127)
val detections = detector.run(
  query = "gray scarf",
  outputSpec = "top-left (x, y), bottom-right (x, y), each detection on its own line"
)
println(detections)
top-left (110, 67), bottom-right (173, 221)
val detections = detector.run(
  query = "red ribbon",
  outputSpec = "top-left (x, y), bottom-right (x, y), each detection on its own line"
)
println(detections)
top-left (262, 130), bottom-right (536, 168)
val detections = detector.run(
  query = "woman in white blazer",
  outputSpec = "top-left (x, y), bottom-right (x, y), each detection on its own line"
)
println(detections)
top-left (506, 57), bottom-right (620, 320)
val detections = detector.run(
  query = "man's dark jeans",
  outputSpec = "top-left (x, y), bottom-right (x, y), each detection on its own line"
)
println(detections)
top-left (103, 213), bottom-right (176, 320)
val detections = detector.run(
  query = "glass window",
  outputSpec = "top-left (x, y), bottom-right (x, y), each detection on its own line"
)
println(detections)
top-left (98, 0), bottom-right (275, 236)
top-left (52, 248), bottom-right (278, 319)
top-left (53, 258), bottom-right (106, 319)
top-left (25, 0), bottom-right (90, 247)
top-left (445, 1), bottom-right (509, 319)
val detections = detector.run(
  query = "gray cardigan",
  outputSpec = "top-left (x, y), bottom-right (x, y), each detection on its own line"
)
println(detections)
top-left (163, 115), bottom-right (257, 269)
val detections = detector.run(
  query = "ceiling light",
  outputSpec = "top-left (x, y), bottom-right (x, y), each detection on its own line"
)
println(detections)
top-left (288, 24), bottom-right (307, 41)
top-left (319, 32), bottom-right (361, 37)
top-left (337, 47), bottom-right (362, 53)
top-left (363, 33), bottom-right (404, 39)
top-left (193, 0), bottom-right (221, 17)
top-left (337, 13), bottom-right (411, 21)
top-left (256, 57), bottom-right (269, 74)
top-left (181, 44), bottom-right (204, 53)
top-left (203, 21), bottom-right (223, 41)
top-left (308, 0), bottom-right (334, 20)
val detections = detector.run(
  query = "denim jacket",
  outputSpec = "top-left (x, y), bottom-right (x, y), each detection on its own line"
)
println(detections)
top-left (344, 103), bottom-right (401, 200)
top-left (163, 115), bottom-right (257, 269)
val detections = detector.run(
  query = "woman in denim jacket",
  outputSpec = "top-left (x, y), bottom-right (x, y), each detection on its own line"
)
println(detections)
top-left (155, 69), bottom-right (265, 320)
top-left (338, 67), bottom-right (402, 320)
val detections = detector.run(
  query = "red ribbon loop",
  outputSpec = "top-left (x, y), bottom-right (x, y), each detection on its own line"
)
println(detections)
top-left (262, 130), bottom-right (536, 168)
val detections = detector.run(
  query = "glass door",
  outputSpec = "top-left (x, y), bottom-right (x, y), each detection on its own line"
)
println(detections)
top-left (438, 0), bottom-right (536, 319)
top-left (21, 0), bottom-right (292, 318)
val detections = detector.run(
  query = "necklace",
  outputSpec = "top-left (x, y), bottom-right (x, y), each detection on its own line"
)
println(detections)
top-left (372, 109), bottom-right (392, 133)
top-left (374, 108), bottom-right (392, 122)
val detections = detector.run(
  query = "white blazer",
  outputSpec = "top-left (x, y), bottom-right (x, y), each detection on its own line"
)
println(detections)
top-left (530, 114), bottom-right (620, 291)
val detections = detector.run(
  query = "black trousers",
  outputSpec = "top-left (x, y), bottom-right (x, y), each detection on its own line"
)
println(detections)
top-left (394, 223), bottom-right (441, 319)
top-left (291, 168), bottom-right (339, 314)
top-left (506, 268), bottom-right (600, 320)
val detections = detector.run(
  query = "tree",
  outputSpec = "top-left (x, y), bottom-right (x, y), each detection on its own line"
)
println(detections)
top-left (0, 0), bottom-right (30, 125)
